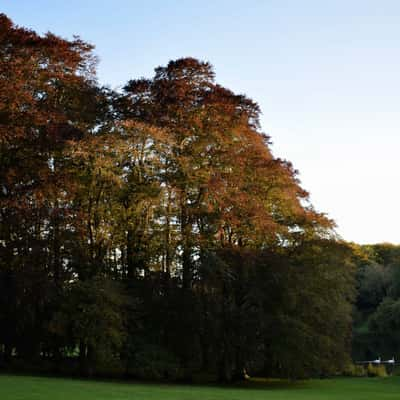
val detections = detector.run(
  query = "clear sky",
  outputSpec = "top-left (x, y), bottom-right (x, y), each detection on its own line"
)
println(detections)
top-left (3, 0), bottom-right (400, 244)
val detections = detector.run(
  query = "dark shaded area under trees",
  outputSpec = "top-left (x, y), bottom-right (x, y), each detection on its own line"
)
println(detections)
top-left (0, 14), bottom-right (360, 381)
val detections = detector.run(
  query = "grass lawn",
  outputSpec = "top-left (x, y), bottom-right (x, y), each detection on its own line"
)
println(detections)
top-left (1, 374), bottom-right (399, 400)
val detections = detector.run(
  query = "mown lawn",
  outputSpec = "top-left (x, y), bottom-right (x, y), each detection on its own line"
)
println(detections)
top-left (1, 374), bottom-right (399, 400)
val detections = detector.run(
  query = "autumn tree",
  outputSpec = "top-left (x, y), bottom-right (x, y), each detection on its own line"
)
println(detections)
top-left (121, 58), bottom-right (333, 287)
top-left (0, 13), bottom-right (102, 360)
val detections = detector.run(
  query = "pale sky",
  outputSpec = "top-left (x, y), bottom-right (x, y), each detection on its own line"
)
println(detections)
top-left (3, 0), bottom-right (400, 244)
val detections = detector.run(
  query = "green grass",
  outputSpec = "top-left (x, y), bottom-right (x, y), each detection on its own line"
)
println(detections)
top-left (1, 374), bottom-right (400, 400)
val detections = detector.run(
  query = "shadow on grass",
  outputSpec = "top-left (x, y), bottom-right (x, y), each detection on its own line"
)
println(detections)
top-left (0, 371), bottom-right (312, 393)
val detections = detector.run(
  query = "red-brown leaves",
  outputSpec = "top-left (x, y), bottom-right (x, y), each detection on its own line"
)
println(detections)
top-left (122, 57), bottom-right (333, 249)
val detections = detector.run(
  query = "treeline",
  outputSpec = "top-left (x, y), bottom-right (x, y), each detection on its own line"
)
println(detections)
top-left (0, 14), bottom-right (356, 381)
top-left (352, 243), bottom-right (400, 362)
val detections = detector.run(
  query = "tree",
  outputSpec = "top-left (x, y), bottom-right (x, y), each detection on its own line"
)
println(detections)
top-left (121, 57), bottom-right (333, 287)
top-left (0, 13), bottom-right (101, 360)
top-left (351, 243), bottom-right (400, 361)
top-left (50, 276), bottom-right (126, 376)
top-left (369, 298), bottom-right (400, 359)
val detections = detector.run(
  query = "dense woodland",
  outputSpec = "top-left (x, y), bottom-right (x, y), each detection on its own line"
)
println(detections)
top-left (352, 243), bottom-right (400, 363)
top-left (0, 14), bottom-right (396, 382)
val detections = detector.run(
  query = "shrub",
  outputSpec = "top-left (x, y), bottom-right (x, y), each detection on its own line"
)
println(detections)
top-left (342, 363), bottom-right (367, 377)
top-left (367, 363), bottom-right (387, 377)
top-left (126, 345), bottom-right (184, 381)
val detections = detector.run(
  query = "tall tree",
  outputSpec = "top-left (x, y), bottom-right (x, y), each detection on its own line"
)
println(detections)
top-left (0, 13), bottom-right (101, 360)
top-left (121, 58), bottom-right (332, 286)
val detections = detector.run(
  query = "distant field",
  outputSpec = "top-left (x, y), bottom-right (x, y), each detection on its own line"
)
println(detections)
top-left (1, 374), bottom-right (399, 400)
